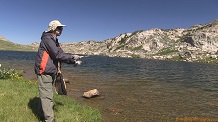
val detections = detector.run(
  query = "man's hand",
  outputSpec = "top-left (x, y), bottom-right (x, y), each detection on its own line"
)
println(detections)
top-left (71, 55), bottom-right (84, 60)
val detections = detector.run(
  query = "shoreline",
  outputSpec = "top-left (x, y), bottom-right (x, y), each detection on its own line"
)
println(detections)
top-left (1, 55), bottom-right (218, 122)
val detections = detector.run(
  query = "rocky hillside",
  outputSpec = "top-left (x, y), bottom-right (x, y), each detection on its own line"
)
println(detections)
top-left (1, 19), bottom-right (218, 63)
top-left (60, 19), bottom-right (218, 63)
top-left (0, 36), bottom-right (10, 42)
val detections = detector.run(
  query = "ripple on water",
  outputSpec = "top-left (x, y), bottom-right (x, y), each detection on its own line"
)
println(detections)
top-left (1, 51), bottom-right (218, 121)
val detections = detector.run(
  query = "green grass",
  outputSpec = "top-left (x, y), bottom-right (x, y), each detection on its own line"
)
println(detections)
top-left (131, 54), bottom-right (141, 58)
top-left (196, 57), bottom-right (218, 64)
top-left (170, 56), bottom-right (183, 61)
top-left (156, 48), bottom-right (178, 56)
top-left (0, 67), bottom-right (23, 79)
top-left (114, 45), bottom-right (125, 51)
top-left (0, 77), bottom-right (102, 122)
top-left (0, 40), bottom-right (37, 52)
top-left (132, 46), bottom-right (143, 51)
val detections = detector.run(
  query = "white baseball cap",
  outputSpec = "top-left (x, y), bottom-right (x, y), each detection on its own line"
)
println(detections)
top-left (46, 20), bottom-right (66, 32)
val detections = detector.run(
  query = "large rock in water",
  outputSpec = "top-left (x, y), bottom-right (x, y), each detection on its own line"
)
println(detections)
top-left (83, 89), bottom-right (99, 98)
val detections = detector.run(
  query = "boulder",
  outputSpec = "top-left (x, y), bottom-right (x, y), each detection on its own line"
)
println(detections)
top-left (83, 89), bottom-right (99, 98)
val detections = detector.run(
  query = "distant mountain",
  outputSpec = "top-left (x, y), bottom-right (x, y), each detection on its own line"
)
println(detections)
top-left (0, 36), bottom-right (37, 52)
top-left (60, 19), bottom-right (218, 63)
top-left (1, 19), bottom-right (218, 63)
top-left (0, 36), bottom-right (10, 42)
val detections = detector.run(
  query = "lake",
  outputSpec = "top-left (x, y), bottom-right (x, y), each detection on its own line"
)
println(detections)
top-left (0, 50), bottom-right (218, 122)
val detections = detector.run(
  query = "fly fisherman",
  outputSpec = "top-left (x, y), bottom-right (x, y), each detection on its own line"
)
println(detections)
top-left (34, 20), bottom-right (83, 122)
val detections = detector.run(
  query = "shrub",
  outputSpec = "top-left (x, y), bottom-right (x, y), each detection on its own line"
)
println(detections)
top-left (156, 48), bottom-right (178, 55)
top-left (131, 54), bottom-right (141, 58)
top-left (114, 45), bottom-right (125, 51)
top-left (133, 46), bottom-right (143, 51)
top-left (0, 67), bottom-right (23, 79)
top-left (119, 34), bottom-right (128, 44)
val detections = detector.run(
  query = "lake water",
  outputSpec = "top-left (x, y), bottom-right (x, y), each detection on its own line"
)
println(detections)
top-left (0, 50), bottom-right (218, 122)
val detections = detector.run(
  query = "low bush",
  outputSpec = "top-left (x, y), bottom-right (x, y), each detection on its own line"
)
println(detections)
top-left (0, 67), bottom-right (23, 79)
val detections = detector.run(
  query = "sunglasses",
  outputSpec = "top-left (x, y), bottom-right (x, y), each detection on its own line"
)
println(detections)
top-left (56, 26), bottom-right (63, 30)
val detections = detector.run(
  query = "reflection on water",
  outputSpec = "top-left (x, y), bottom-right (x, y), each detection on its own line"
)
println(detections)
top-left (1, 50), bottom-right (218, 122)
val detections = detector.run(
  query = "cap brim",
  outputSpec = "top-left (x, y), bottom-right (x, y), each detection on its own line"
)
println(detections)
top-left (58, 24), bottom-right (66, 27)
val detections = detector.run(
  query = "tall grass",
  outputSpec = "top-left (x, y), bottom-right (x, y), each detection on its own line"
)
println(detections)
top-left (0, 67), bottom-right (102, 122)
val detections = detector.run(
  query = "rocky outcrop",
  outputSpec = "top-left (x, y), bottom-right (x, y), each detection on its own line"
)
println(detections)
top-left (0, 36), bottom-right (10, 42)
top-left (1, 19), bottom-right (218, 63)
top-left (60, 19), bottom-right (218, 63)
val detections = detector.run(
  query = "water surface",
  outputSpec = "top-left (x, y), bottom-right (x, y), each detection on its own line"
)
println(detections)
top-left (0, 50), bottom-right (218, 122)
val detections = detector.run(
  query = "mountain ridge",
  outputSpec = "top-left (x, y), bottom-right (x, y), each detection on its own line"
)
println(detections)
top-left (1, 19), bottom-right (218, 63)
top-left (59, 19), bottom-right (218, 63)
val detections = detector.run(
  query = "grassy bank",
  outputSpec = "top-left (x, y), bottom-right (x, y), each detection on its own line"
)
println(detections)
top-left (0, 68), bottom-right (102, 122)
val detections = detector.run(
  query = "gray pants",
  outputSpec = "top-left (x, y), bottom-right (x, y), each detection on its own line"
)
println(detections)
top-left (37, 74), bottom-right (55, 122)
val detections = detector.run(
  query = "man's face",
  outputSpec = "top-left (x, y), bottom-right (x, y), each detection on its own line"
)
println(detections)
top-left (55, 26), bottom-right (63, 36)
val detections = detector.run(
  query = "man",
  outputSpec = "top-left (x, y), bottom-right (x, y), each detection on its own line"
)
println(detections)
top-left (34, 20), bottom-right (82, 122)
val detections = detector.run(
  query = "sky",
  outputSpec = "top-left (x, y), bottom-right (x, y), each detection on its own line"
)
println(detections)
top-left (0, 0), bottom-right (217, 44)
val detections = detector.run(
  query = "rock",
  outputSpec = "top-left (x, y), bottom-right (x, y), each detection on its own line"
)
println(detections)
top-left (83, 89), bottom-right (99, 98)
top-left (0, 36), bottom-right (9, 42)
